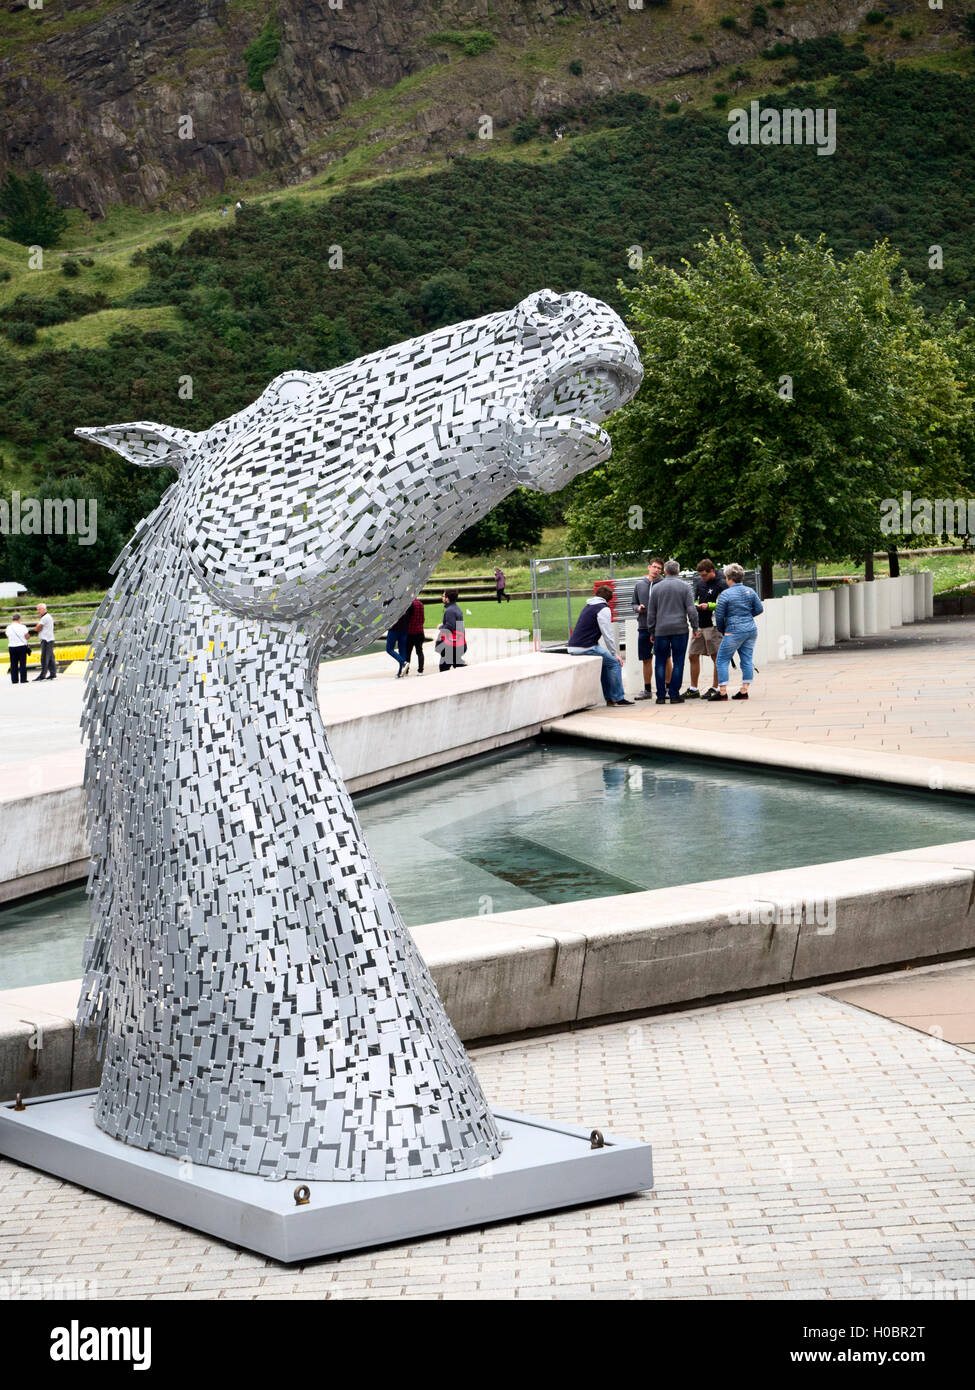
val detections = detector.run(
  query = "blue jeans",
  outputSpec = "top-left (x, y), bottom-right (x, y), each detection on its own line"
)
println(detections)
top-left (385, 630), bottom-right (407, 669)
top-left (573, 646), bottom-right (624, 703)
top-left (654, 632), bottom-right (688, 700)
top-left (716, 630), bottom-right (756, 685)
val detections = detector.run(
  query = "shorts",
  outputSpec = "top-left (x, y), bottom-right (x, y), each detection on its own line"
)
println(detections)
top-left (689, 627), bottom-right (722, 657)
top-left (637, 631), bottom-right (652, 662)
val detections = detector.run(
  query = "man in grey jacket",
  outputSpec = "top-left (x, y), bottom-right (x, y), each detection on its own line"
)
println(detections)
top-left (645, 559), bottom-right (699, 704)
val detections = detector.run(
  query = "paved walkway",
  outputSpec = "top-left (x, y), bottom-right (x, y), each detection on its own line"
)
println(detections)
top-left (552, 616), bottom-right (975, 794)
top-left (622, 617), bottom-right (975, 759)
top-left (2, 964), bottom-right (974, 1300)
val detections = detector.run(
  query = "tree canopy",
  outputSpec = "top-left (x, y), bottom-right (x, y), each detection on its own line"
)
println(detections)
top-left (566, 217), bottom-right (975, 571)
top-left (0, 170), bottom-right (68, 248)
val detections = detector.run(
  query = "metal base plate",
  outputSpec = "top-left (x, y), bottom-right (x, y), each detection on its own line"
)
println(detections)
top-left (0, 1091), bottom-right (653, 1263)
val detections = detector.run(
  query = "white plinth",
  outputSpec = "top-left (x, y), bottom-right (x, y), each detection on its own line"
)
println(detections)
top-left (850, 583), bottom-right (866, 637)
top-left (817, 587), bottom-right (835, 648)
top-left (833, 584), bottom-right (851, 641)
top-left (874, 577), bottom-right (891, 634)
top-left (0, 1091), bottom-right (653, 1265)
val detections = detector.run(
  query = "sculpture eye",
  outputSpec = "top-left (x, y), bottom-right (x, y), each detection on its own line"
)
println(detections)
top-left (270, 373), bottom-right (317, 406)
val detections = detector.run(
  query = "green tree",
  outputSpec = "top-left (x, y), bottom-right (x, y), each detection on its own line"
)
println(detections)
top-left (566, 216), bottom-right (973, 590)
top-left (451, 488), bottom-right (549, 555)
top-left (0, 170), bottom-right (68, 247)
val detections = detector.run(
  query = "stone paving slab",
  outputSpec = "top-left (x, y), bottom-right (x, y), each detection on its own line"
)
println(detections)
top-left (548, 617), bottom-right (975, 793)
top-left (2, 982), bottom-right (973, 1300)
top-left (829, 961), bottom-right (975, 1052)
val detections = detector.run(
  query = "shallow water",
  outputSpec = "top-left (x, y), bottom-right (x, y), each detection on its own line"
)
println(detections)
top-left (1, 740), bottom-right (972, 990)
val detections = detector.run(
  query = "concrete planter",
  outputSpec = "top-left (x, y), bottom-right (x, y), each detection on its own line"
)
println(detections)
top-left (874, 577), bottom-right (891, 634)
top-left (862, 580), bottom-right (878, 636)
top-left (781, 594), bottom-right (804, 659)
top-left (817, 587), bottom-right (836, 648)
top-left (888, 573), bottom-right (903, 627)
top-left (849, 582), bottom-right (866, 637)
top-left (901, 573), bottom-right (916, 624)
top-left (914, 571), bottom-right (927, 620)
top-left (833, 583), bottom-right (851, 641)
top-left (800, 592), bottom-right (820, 650)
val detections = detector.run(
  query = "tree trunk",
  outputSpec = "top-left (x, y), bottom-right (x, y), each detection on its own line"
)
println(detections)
top-left (887, 547), bottom-right (900, 578)
top-left (760, 558), bottom-right (775, 599)
top-left (864, 550), bottom-right (875, 581)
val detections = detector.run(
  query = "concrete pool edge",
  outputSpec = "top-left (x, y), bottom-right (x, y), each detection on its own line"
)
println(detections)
top-left (3, 839), bottom-right (974, 1100)
top-left (541, 714), bottom-right (975, 796)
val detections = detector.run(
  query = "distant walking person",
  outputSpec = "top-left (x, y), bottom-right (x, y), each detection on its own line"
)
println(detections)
top-left (708, 564), bottom-right (764, 701)
top-left (494, 565), bottom-right (510, 603)
top-left (385, 604), bottom-right (411, 678)
top-left (645, 560), bottom-right (699, 704)
top-left (567, 583), bottom-right (632, 707)
top-left (5, 611), bottom-right (29, 685)
top-left (405, 595), bottom-right (427, 674)
top-left (33, 602), bottom-right (56, 681)
top-left (437, 589), bottom-right (468, 671)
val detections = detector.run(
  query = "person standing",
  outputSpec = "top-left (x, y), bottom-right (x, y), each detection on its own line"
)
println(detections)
top-left (566, 582), bottom-right (632, 706)
top-left (645, 560), bottom-right (699, 704)
top-left (494, 565), bottom-right (510, 604)
top-left (686, 559), bottom-right (727, 698)
top-left (33, 602), bottom-right (56, 681)
top-left (631, 556), bottom-right (664, 700)
top-left (437, 589), bottom-right (468, 671)
top-left (405, 595), bottom-right (427, 674)
top-left (385, 604), bottom-right (411, 678)
top-left (5, 611), bottom-right (29, 685)
top-left (708, 564), bottom-right (764, 701)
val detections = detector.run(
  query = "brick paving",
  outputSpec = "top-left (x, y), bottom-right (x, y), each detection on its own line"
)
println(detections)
top-left (3, 984), bottom-right (974, 1300)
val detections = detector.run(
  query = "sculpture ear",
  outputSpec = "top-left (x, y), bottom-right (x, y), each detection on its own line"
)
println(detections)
top-left (75, 422), bottom-right (198, 471)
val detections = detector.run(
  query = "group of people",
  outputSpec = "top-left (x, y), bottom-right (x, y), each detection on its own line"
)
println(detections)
top-left (568, 556), bottom-right (763, 706)
top-left (385, 590), bottom-right (468, 676)
top-left (5, 604), bottom-right (57, 684)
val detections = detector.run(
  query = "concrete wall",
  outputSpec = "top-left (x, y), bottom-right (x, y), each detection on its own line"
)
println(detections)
top-left (0, 654), bottom-right (602, 902)
top-left (5, 840), bottom-right (974, 1096)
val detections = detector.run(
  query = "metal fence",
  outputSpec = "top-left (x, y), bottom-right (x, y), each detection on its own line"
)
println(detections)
top-left (529, 551), bottom-right (760, 650)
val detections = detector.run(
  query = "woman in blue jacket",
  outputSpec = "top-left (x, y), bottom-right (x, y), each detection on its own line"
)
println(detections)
top-left (706, 564), bottom-right (764, 701)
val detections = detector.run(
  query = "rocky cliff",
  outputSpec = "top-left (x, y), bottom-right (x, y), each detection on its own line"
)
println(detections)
top-left (0, 0), bottom-right (947, 215)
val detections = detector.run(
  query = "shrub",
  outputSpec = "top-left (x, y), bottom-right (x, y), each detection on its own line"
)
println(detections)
top-left (512, 117), bottom-right (542, 143)
top-left (5, 320), bottom-right (37, 344)
top-left (664, 99), bottom-right (681, 112)
top-left (568, 59), bottom-right (583, 75)
top-left (430, 29), bottom-right (495, 57)
top-left (60, 258), bottom-right (80, 277)
top-left (865, 9), bottom-right (885, 22)
top-left (713, 92), bottom-right (731, 108)
top-left (719, 15), bottom-right (739, 30)
top-left (0, 169), bottom-right (68, 248)
top-left (751, 5), bottom-right (768, 28)
top-left (243, 17), bottom-right (280, 92)
top-left (79, 256), bottom-right (95, 267)
top-left (899, 27), bottom-right (912, 39)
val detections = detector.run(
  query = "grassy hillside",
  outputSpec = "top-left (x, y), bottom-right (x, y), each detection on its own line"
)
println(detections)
top-left (2, 31), bottom-right (975, 587)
